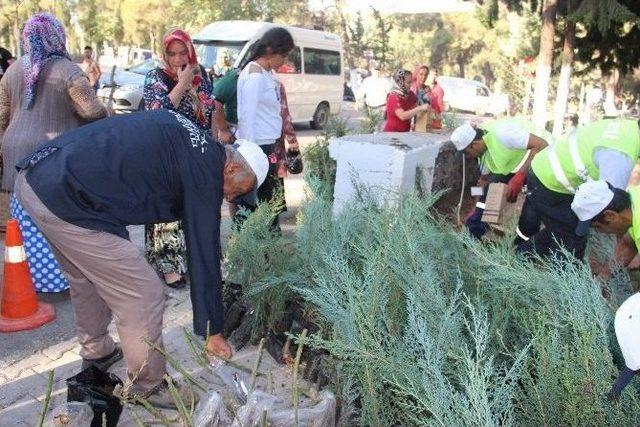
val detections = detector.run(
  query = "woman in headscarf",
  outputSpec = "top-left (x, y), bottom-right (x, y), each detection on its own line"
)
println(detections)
top-left (383, 69), bottom-right (429, 132)
top-left (0, 13), bottom-right (108, 292)
top-left (212, 47), bottom-right (232, 80)
top-left (411, 64), bottom-right (431, 106)
top-left (143, 28), bottom-right (213, 130)
top-left (142, 28), bottom-right (214, 289)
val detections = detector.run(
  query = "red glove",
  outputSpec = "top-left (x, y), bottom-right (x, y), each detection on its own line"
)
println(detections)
top-left (507, 171), bottom-right (526, 202)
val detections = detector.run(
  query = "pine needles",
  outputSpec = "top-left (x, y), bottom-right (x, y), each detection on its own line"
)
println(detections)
top-left (225, 180), bottom-right (640, 426)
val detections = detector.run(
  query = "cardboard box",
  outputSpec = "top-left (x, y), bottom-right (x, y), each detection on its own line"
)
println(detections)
top-left (481, 183), bottom-right (524, 225)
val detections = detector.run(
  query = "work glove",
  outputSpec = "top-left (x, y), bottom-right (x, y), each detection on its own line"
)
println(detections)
top-left (506, 171), bottom-right (527, 202)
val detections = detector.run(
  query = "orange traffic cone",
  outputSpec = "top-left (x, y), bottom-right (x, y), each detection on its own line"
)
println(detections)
top-left (0, 219), bottom-right (55, 332)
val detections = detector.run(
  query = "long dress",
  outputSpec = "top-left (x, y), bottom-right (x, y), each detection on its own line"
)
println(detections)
top-left (142, 67), bottom-right (213, 278)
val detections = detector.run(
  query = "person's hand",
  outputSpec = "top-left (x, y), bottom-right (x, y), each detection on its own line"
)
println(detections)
top-left (177, 64), bottom-right (197, 89)
top-left (507, 171), bottom-right (527, 202)
top-left (419, 103), bottom-right (431, 112)
top-left (205, 333), bottom-right (233, 359)
top-left (218, 129), bottom-right (235, 144)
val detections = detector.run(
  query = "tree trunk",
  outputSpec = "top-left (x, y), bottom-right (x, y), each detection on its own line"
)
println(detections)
top-left (335, 0), bottom-right (354, 69)
top-left (552, 0), bottom-right (576, 136)
top-left (532, 0), bottom-right (558, 130)
top-left (12, 18), bottom-right (21, 57)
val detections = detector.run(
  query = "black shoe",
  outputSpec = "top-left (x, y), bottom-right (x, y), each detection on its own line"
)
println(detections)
top-left (166, 277), bottom-right (187, 289)
top-left (81, 344), bottom-right (124, 371)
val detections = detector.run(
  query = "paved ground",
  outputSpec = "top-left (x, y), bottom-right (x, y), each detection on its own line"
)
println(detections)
top-left (0, 103), bottom-right (365, 425)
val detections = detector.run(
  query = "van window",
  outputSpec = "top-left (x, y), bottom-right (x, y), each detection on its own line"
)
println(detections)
top-left (303, 48), bottom-right (340, 76)
top-left (476, 86), bottom-right (489, 97)
top-left (193, 42), bottom-right (245, 70)
top-left (277, 46), bottom-right (301, 74)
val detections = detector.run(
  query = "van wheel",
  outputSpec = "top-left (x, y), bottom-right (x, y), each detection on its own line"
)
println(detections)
top-left (310, 103), bottom-right (330, 129)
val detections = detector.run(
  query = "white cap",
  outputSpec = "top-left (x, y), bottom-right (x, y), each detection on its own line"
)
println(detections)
top-left (235, 139), bottom-right (269, 188)
top-left (571, 180), bottom-right (614, 236)
top-left (451, 123), bottom-right (476, 151)
top-left (616, 292), bottom-right (640, 370)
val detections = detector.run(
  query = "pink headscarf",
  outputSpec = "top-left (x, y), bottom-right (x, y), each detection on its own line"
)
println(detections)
top-left (161, 28), bottom-right (199, 85)
top-left (411, 64), bottom-right (430, 94)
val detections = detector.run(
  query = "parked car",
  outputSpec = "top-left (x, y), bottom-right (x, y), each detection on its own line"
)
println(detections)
top-left (193, 20), bottom-right (343, 129)
top-left (437, 76), bottom-right (509, 116)
top-left (96, 58), bottom-right (161, 113)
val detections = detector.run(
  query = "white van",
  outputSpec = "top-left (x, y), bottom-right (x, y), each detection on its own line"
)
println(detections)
top-left (193, 21), bottom-right (343, 129)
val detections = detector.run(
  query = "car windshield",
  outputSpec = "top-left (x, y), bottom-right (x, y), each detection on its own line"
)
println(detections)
top-left (128, 59), bottom-right (160, 75)
top-left (193, 42), bottom-right (245, 70)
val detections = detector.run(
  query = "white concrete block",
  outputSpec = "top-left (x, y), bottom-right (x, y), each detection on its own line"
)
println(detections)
top-left (329, 132), bottom-right (450, 215)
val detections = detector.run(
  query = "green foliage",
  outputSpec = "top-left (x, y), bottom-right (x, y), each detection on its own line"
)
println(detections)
top-left (369, 7), bottom-right (393, 70)
top-left (301, 116), bottom-right (347, 199)
top-left (227, 182), bottom-right (640, 426)
top-left (358, 106), bottom-right (383, 134)
top-left (224, 189), bottom-right (298, 336)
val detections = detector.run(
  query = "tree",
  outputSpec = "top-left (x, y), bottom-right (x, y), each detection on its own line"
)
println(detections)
top-left (552, 0), bottom-right (577, 135)
top-left (369, 7), bottom-right (392, 70)
top-left (532, 0), bottom-right (557, 129)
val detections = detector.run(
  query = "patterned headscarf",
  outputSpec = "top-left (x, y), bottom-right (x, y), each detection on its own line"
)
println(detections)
top-left (162, 28), bottom-right (198, 82)
top-left (392, 69), bottom-right (412, 98)
top-left (21, 13), bottom-right (70, 110)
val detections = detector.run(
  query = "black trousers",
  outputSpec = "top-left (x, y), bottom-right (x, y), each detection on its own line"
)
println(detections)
top-left (465, 173), bottom-right (512, 239)
top-left (235, 143), bottom-right (285, 230)
top-left (515, 172), bottom-right (587, 260)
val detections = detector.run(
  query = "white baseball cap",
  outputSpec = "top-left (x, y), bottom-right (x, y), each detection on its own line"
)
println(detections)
top-left (610, 292), bottom-right (640, 398)
top-left (571, 180), bottom-right (614, 236)
top-left (450, 123), bottom-right (477, 151)
top-left (235, 139), bottom-right (269, 188)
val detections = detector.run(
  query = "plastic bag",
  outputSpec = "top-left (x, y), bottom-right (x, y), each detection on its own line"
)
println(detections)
top-left (45, 402), bottom-right (94, 427)
top-left (194, 390), bottom-right (233, 427)
top-left (65, 366), bottom-right (123, 427)
top-left (232, 390), bottom-right (279, 427)
top-left (268, 390), bottom-right (336, 427)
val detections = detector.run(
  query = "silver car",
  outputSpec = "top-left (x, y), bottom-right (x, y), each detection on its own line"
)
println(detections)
top-left (97, 58), bottom-right (162, 113)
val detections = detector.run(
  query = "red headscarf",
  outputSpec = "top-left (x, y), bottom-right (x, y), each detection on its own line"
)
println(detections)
top-left (162, 28), bottom-right (199, 83)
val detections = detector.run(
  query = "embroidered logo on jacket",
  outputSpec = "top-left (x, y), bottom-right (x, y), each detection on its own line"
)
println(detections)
top-left (168, 111), bottom-right (209, 153)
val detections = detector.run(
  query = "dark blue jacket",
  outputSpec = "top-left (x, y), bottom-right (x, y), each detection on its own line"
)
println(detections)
top-left (17, 109), bottom-right (226, 336)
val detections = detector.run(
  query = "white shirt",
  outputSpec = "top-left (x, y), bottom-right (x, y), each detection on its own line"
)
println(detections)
top-left (358, 75), bottom-right (392, 108)
top-left (493, 122), bottom-right (530, 150)
top-left (594, 148), bottom-right (634, 190)
top-left (237, 62), bottom-right (282, 145)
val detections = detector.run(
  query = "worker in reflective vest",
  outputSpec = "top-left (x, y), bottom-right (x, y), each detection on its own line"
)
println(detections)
top-left (515, 119), bottom-right (640, 259)
top-left (569, 180), bottom-right (640, 400)
top-left (450, 118), bottom-right (550, 239)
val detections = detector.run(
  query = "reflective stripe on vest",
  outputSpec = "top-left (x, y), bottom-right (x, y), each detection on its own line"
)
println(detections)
top-left (480, 118), bottom-right (540, 175)
top-left (533, 119), bottom-right (640, 194)
top-left (547, 145), bottom-right (575, 193)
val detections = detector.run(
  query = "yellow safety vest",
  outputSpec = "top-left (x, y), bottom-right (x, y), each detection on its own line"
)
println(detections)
top-left (532, 119), bottom-right (640, 194)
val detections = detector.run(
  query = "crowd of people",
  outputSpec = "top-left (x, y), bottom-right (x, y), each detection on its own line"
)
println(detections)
top-left (0, 13), bottom-right (298, 409)
top-left (355, 61), bottom-right (445, 132)
top-left (2, 9), bottom-right (640, 409)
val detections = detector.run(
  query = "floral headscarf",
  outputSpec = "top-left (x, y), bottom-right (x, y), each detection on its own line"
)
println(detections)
top-left (21, 13), bottom-right (70, 110)
top-left (391, 69), bottom-right (412, 98)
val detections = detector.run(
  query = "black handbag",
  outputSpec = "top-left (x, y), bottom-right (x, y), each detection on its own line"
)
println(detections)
top-left (286, 149), bottom-right (303, 174)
